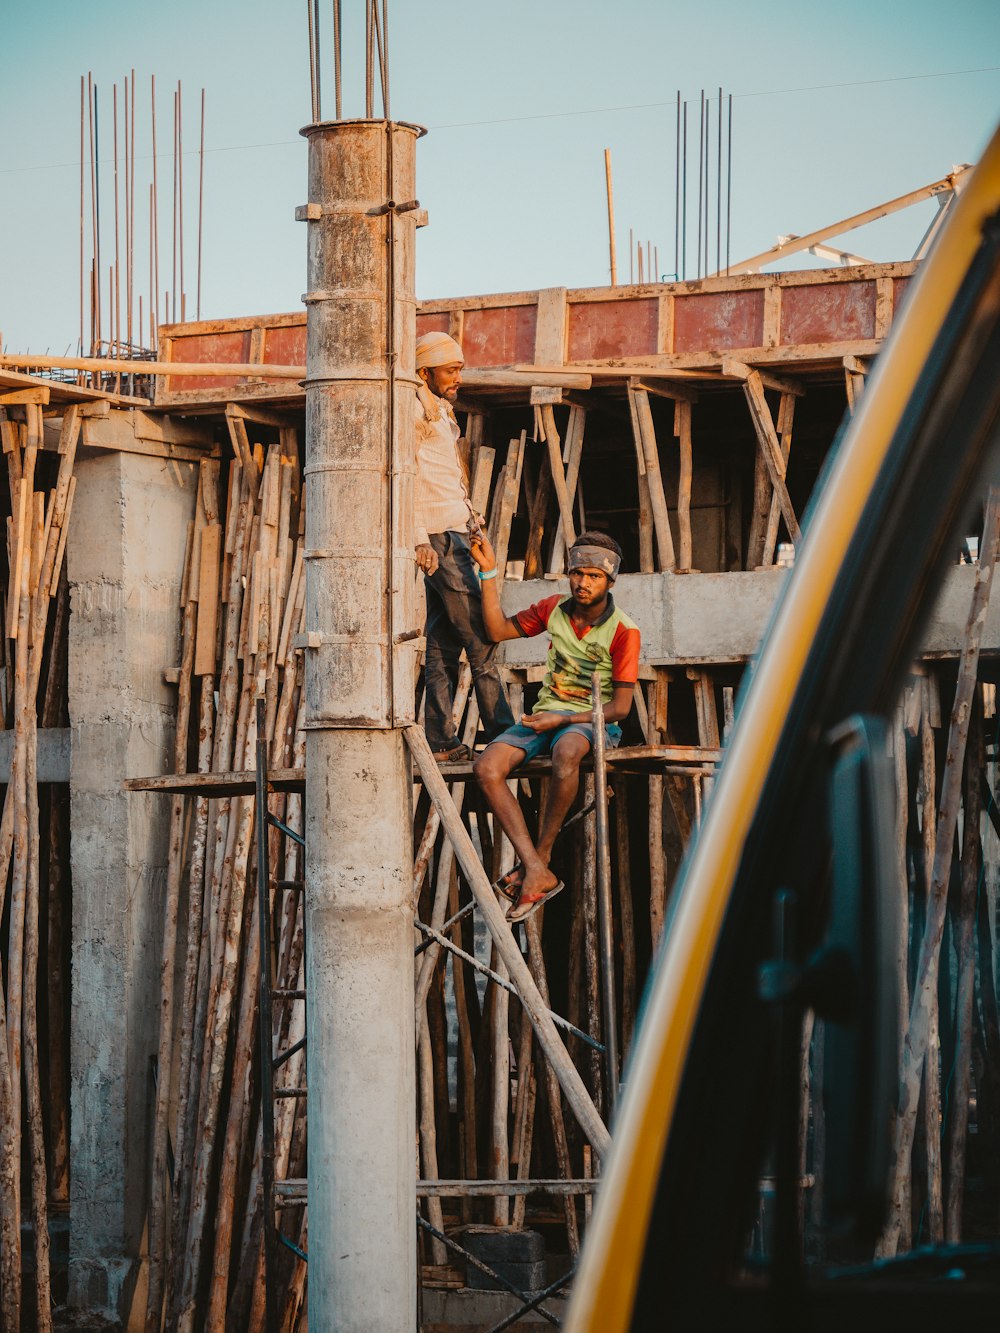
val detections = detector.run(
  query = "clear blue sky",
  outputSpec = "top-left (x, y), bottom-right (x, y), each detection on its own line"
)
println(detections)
top-left (1, 0), bottom-right (998, 353)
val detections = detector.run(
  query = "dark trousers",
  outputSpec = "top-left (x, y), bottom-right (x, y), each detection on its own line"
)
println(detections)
top-left (423, 530), bottom-right (515, 751)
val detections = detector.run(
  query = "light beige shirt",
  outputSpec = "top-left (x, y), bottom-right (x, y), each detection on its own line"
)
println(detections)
top-left (414, 387), bottom-right (472, 546)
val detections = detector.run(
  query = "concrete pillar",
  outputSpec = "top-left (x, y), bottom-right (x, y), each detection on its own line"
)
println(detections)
top-left (301, 118), bottom-right (422, 1331)
top-left (67, 449), bottom-right (197, 1324)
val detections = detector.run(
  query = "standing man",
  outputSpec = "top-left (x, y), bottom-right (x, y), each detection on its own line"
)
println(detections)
top-left (414, 330), bottom-right (515, 761)
top-left (471, 530), bottom-right (639, 922)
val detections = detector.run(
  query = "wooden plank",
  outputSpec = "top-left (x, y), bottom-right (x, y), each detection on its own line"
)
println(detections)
top-left (530, 288), bottom-right (568, 406)
top-left (762, 393), bottom-right (797, 565)
top-left (762, 285), bottom-right (781, 349)
top-left (874, 277), bottom-right (895, 339)
top-left (79, 412), bottom-right (219, 461)
top-left (633, 377), bottom-right (698, 404)
top-left (541, 405), bottom-right (576, 560)
top-left (721, 358), bottom-right (805, 397)
top-left (194, 524), bottom-right (222, 676)
top-left (629, 387), bottom-right (675, 571)
top-left (0, 388), bottom-right (51, 406)
top-left (724, 173), bottom-right (968, 274)
top-left (742, 370), bottom-right (801, 544)
top-left (674, 401), bottom-right (693, 571)
top-left (548, 407), bottom-right (586, 575)
top-left (656, 293), bottom-right (674, 354)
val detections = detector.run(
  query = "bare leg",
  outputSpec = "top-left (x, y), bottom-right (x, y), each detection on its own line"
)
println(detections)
top-left (474, 744), bottom-right (558, 897)
top-left (536, 731), bottom-right (590, 863)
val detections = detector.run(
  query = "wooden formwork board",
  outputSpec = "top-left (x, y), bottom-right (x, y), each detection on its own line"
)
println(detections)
top-left (152, 262), bottom-right (917, 407)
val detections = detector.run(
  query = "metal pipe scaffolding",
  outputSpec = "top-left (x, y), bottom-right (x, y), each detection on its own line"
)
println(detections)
top-left (299, 115), bottom-right (423, 1331)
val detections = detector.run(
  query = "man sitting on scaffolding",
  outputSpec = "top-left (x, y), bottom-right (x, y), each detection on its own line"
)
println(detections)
top-left (471, 529), bottom-right (639, 923)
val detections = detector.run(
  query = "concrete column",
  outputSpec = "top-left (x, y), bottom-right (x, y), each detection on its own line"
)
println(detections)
top-left (301, 118), bottom-right (422, 1331)
top-left (67, 449), bottom-right (197, 1324)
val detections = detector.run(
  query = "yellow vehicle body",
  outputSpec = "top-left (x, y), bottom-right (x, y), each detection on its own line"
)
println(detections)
top-left (567, 122), bottom-right (1000, 1330)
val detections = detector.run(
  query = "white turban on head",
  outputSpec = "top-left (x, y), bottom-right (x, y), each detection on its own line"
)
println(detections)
top-left (415, 331), bottom-right (465, 370)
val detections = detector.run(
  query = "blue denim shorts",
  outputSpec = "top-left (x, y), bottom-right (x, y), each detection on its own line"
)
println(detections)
top-left (487, 713), bottom-right (622, 763)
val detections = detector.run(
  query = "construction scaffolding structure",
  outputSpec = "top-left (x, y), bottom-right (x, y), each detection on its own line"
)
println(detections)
top-left (2, 241), bottom-right (1000, 1327)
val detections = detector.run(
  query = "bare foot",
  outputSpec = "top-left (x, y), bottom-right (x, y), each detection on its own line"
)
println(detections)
top-left (520, 865), bottom-right (559, 898)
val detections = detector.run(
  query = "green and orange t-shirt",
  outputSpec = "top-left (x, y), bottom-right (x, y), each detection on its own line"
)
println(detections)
top-left (513, 594), bottom-right (640, 716)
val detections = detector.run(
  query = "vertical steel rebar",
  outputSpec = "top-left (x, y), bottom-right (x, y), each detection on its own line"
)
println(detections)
top-left (590, 674), bottom-right (619, 1114)
top-left (152, 75), bottom-right (160, 339)
top-left (681, 100), bottom-right (687, 280)
top-left (124, 74), bottom-right (131, 354)
top-left (698, 88), bottom-right (704, 281)
top-left (313, 0), bottom-right (322, 117)
top-left (130, 70), bottom-right (136, 351)
top-left (178, 81), bottom-right (185, 322)
top-left (365, 1), bottom-right (374, 117)
top-left (703, 97), bottom-right (710, 277)
top-left (197, 90), bottom-right (205, 321)
top-left (674, 91), bottom-right (680, 281)
top-left (727, 93), bottom-right (733, 276)
top-left (91, 79), bottom-right (101, 353)
top-left (716, 87), bottom-right (722, 275)
top-left (307, 0), bottom-right (319, 122)
top-left (172, 89), bottom-right (178, 324)
top-left (333, 0), bottom-right (343, 118)
top-left (113, 84), bottom-right (121, 357)
top-left (382, 0), bottom-right (390, 118)
top-left (79, 77), bottom-right (85, 361)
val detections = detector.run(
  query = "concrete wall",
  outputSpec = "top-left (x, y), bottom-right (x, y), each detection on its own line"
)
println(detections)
top-left (67, 449), bottom-right (197, 1324)
top-left (498, 565), bottom-right (993, 670)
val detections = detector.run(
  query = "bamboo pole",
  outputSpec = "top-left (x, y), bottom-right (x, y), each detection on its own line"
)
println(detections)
top-left (406, 725), bottom-right (611, 1158)
top-left (945, 687), bottom-right (983, 1241)
top-left (879, 489), bottom-right (1000, 1257)
top-left (146, 528), bottom-right (198, 1331)
top-left (24, 675), bottom-right (52, 1333)
top-left (762, 393), bottom-right (796, 566)
top-left (524, 914), bottom-right (580, 1255)
top-left (673, 400), bottom-right (693, 571)
top-left (541, 405), bottom-right (576, 564)
top-left (604, 149), bottom-right (618, 286)
top-left (0, 973), bottom-right (19, 1325)
top-left (628, 386), bottom-right (675, 571)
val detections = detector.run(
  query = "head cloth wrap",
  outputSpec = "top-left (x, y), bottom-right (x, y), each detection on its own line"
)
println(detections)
top-left (568, 543), bottom-right (620, 580)
top-left (416, 331), bottom-right (465, 370)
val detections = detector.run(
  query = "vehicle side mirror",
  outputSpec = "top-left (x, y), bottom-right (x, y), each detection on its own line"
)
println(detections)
top-left (814, 714), bottom-right (899, 1239)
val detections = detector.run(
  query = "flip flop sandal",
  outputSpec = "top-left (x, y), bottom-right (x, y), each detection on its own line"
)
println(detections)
top-left (493, 863), bottom-right (525, 903)
top-left (506, 880), bottom-right (565, 924)
top-left (432, 743), bottom-right (471, 763)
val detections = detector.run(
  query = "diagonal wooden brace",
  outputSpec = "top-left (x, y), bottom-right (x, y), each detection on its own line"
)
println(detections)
top-left (405, 725), bottom-right (612, 1159)
top-left (742, 369), bottom-right (801, 544)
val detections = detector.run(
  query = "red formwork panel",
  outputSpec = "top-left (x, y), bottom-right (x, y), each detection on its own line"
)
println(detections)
top-left (264, 324), bottom-right (306, 367)
top-left (165, 331), bottom-right (252, 392)
top-left (672, 290), bottom-right (763, 354)
top-left (567, 298), bottom-right (658, 360)
top-left (893, 276), bottom-right (912, 316)
top-left (780, 280), bottom-right (876, 345)
top-left (415, 312), bottom-right (450, 337)
top-left (461, 305), bottom-right (536, 366)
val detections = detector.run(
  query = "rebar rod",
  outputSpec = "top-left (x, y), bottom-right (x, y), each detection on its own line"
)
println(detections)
top-left (307, 0), bottom-right (318, 122)
top-left (333, 0), bottom-right (343, 118)
top-left (197, 89), bottom-right (205, 321)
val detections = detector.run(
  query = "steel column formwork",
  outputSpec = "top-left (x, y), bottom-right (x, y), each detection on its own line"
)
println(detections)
top-left (299, 117), bottom-right (423, 1332)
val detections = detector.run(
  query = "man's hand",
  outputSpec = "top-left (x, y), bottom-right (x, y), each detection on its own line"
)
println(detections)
top-left (520, 711), bottom-right (570, 734)
top-left (469, 528), bottom-right (497, 573)
top-left (415, 543), bottom-right (439, 575)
